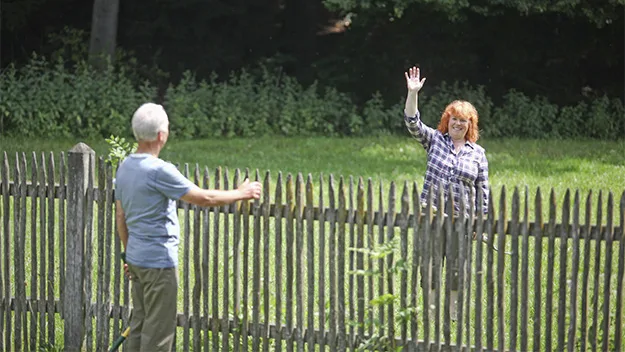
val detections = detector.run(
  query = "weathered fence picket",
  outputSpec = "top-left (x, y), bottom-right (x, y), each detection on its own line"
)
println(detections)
top-left (285, 173), bottom-right (294, 352)
top-left (0, 146), bottom-right (624, 352)
top-left (201, 167), bottom-right (210, 352)
top-left (223, 169), bottom-right (233, 352)
top-left (568, 191), bottom-right (581, 352)
top-left (2, 153), bottom-right (9, 351)
top-left (591, 191), bottom-right (603, 351)
top-left (410, 182), bottom-right (420, 344)
top-left (182, 164), bottom-right (191, 351)
top-left (17, 152), bottom-right (27, 352)
top-left (29, 152), bottom-right (38, 352)
top-left (263, 172), bottom-right (272, 352)
top-left (580, 191), bottom-right (592, 351)
top-left (38, 153), bottom-right (47, 347)
top-left (318, 174), bottom-right (326, 351)
top-left (253, 167), bottom-right (263, 351)
top-left (84, 152), bottom-right (95, 352)
top-left (532, 188), bottom-right (543, 350)
top-left (616, 193), bottom-right (625, 351)
top-left (602, 193), bottom-right (614, 352)
top-left (295, 172), bottom-right (304, 352)
top-left (274, 172), bottom-right (283, 352)
top-left (376, 181), bottom-right (386, 341)
top-left (328, 174), bottom-right (337, 350)
top-left (211, 166), bottom-right (221, 352)
top-left (192, 165), bottom-right (201, 352)
top-left (337, 176), bottom-right (347, 351)
top-left (519, 188), bottom-right (530, 352)
top-left (557, 191), bottom-right (571, 351)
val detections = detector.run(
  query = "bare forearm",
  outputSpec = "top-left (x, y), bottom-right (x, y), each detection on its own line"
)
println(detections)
top-left (181, 180), bottom-right (261, 207)
top-left (404, 90), bottom-right (419, 117)
top-left (203, 189), bottom-right (248, 206)
top-left (182, 188), bottom-right (249, 208)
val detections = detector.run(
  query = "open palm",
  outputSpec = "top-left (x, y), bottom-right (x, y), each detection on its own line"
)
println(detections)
top-left (405, 66), bottom-right (426, 92)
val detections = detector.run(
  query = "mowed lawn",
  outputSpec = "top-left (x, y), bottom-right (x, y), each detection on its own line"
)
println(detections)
top-left (0, 135), bottom-right (624, 351)
top-left (1, 135), bottom-right (623, 221)
top-left (1, 135), bottom-right (623, 194)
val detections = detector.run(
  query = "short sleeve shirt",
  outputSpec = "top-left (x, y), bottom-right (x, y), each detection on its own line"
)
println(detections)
top-left (115, 154), bottom-right (197, 268)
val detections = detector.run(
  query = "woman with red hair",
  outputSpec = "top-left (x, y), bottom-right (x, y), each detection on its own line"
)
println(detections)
top-left (404, 67), bottom-right (491, 320)
top-left (403, 66), bottom-right (490, 216)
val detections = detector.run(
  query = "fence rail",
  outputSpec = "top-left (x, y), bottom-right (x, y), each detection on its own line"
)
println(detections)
top-left (0, 145), bottom-right (624, 352)
top-left (3, 181), bottom-right (622, 242)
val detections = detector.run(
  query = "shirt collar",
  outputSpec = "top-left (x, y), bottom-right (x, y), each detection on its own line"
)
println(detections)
top-left (443, 133), bottom-right (475, 149)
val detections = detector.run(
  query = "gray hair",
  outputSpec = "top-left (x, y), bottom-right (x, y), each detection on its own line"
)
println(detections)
top-left (131, 103), bottom-right (169, 141)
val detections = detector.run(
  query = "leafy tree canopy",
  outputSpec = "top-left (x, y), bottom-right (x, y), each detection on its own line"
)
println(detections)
top-left (323, 0), bottom-right (625, 27)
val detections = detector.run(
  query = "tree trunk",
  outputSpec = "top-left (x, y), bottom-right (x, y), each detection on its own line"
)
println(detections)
top-left (89, 0), bottom-right (120, 70)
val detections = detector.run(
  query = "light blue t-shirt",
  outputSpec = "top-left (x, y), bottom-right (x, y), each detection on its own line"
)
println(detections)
top-left (115, 154), bottom-right (197, 268)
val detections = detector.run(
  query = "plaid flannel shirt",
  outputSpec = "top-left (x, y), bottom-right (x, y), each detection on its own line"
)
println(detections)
top-left (405, 110), bottom-right (490, 215)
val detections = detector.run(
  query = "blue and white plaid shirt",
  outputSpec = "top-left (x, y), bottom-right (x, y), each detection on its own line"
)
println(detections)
top-left (405, 111), bottom-right (489, 215)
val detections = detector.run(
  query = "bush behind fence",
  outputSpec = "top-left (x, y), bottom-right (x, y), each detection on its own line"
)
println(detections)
top-left (1, 56), bottom-right (623, 140)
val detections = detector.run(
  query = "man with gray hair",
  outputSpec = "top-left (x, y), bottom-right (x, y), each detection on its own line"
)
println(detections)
top-left (115, 103), bottom-right (262, 351)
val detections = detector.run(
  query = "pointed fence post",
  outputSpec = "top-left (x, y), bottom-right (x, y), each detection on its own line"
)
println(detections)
top-left (64, 143), bottom-right (95, 352)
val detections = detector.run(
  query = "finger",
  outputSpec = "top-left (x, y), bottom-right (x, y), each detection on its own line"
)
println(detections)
top-left (421, 77), bottom-right (426, 85)
top-left (405, 71), bottom-right (410, 81)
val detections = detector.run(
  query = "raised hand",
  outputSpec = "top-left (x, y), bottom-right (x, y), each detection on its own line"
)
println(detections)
top-left (405, 66), bottom-right (426, 92)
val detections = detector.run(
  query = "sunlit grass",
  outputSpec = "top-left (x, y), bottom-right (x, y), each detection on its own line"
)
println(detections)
top-left (1, 135), bottom-right (624, 350)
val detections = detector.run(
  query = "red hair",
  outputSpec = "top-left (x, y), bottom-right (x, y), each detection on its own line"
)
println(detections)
top-left (436, 100), bottom-right (480, 143)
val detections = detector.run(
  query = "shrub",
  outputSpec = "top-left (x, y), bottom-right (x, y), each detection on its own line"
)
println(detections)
top-left (1, 53), bottom-right (622, 140)
top-left (0, 55), bottom-right (156, 138)
top-left (492, 90), bottom-right (559, 138)
top-left (555, 102), bottom-right (587, 138)
top-left (584, 96), bottom-right (624, 139)
top-left (164, 67), bottom-right (363, 137)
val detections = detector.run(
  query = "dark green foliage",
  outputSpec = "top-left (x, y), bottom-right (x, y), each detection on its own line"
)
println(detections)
top-left (3, 1), bottom-right (622, 112)
top-left (0, 55), bottom-right (156, 138)
top-left (487, 92), bottom-right (625, 140)
top-left (490, 91), bottom-right (559, 138)
top-left (323, 0), bottom-right (625, 27)
top-left (1, 56), bottom-right (622, 140)
top-left (164, 68), bottom-right (363, 137)
top-left (585, 96), bottom-right (625, 139)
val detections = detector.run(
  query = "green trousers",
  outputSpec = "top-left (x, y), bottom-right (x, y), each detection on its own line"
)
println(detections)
top-left (127, 264), bottom-right (178, 352)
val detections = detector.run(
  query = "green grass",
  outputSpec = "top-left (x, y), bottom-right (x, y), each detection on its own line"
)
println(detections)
top-left (1, 135), bottom-right (624, 351)
top-left (2, 135), bottom-right (624, 198)
top-left (2, 135), bottom-right (623, 224)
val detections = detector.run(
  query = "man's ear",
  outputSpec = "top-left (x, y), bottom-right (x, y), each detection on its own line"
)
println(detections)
top-left (157, 130), bottom-right (167, 142)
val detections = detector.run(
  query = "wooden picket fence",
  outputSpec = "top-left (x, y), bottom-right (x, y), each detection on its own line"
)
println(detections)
top-left (0, 144), bottom-right (623, 352)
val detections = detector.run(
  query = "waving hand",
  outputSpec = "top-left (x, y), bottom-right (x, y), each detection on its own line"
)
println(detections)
top-left (405, 66), bottom-right (426, 92)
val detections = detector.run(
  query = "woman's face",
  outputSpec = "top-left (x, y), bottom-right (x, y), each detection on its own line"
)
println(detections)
top-left (448, 115), bottom-right (469, 141)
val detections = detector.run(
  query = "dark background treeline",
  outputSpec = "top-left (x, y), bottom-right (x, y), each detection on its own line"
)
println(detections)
top-left (3, 0), bottom-right (623, 105)
top-left (1, 0), bottom-right (624, 139)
